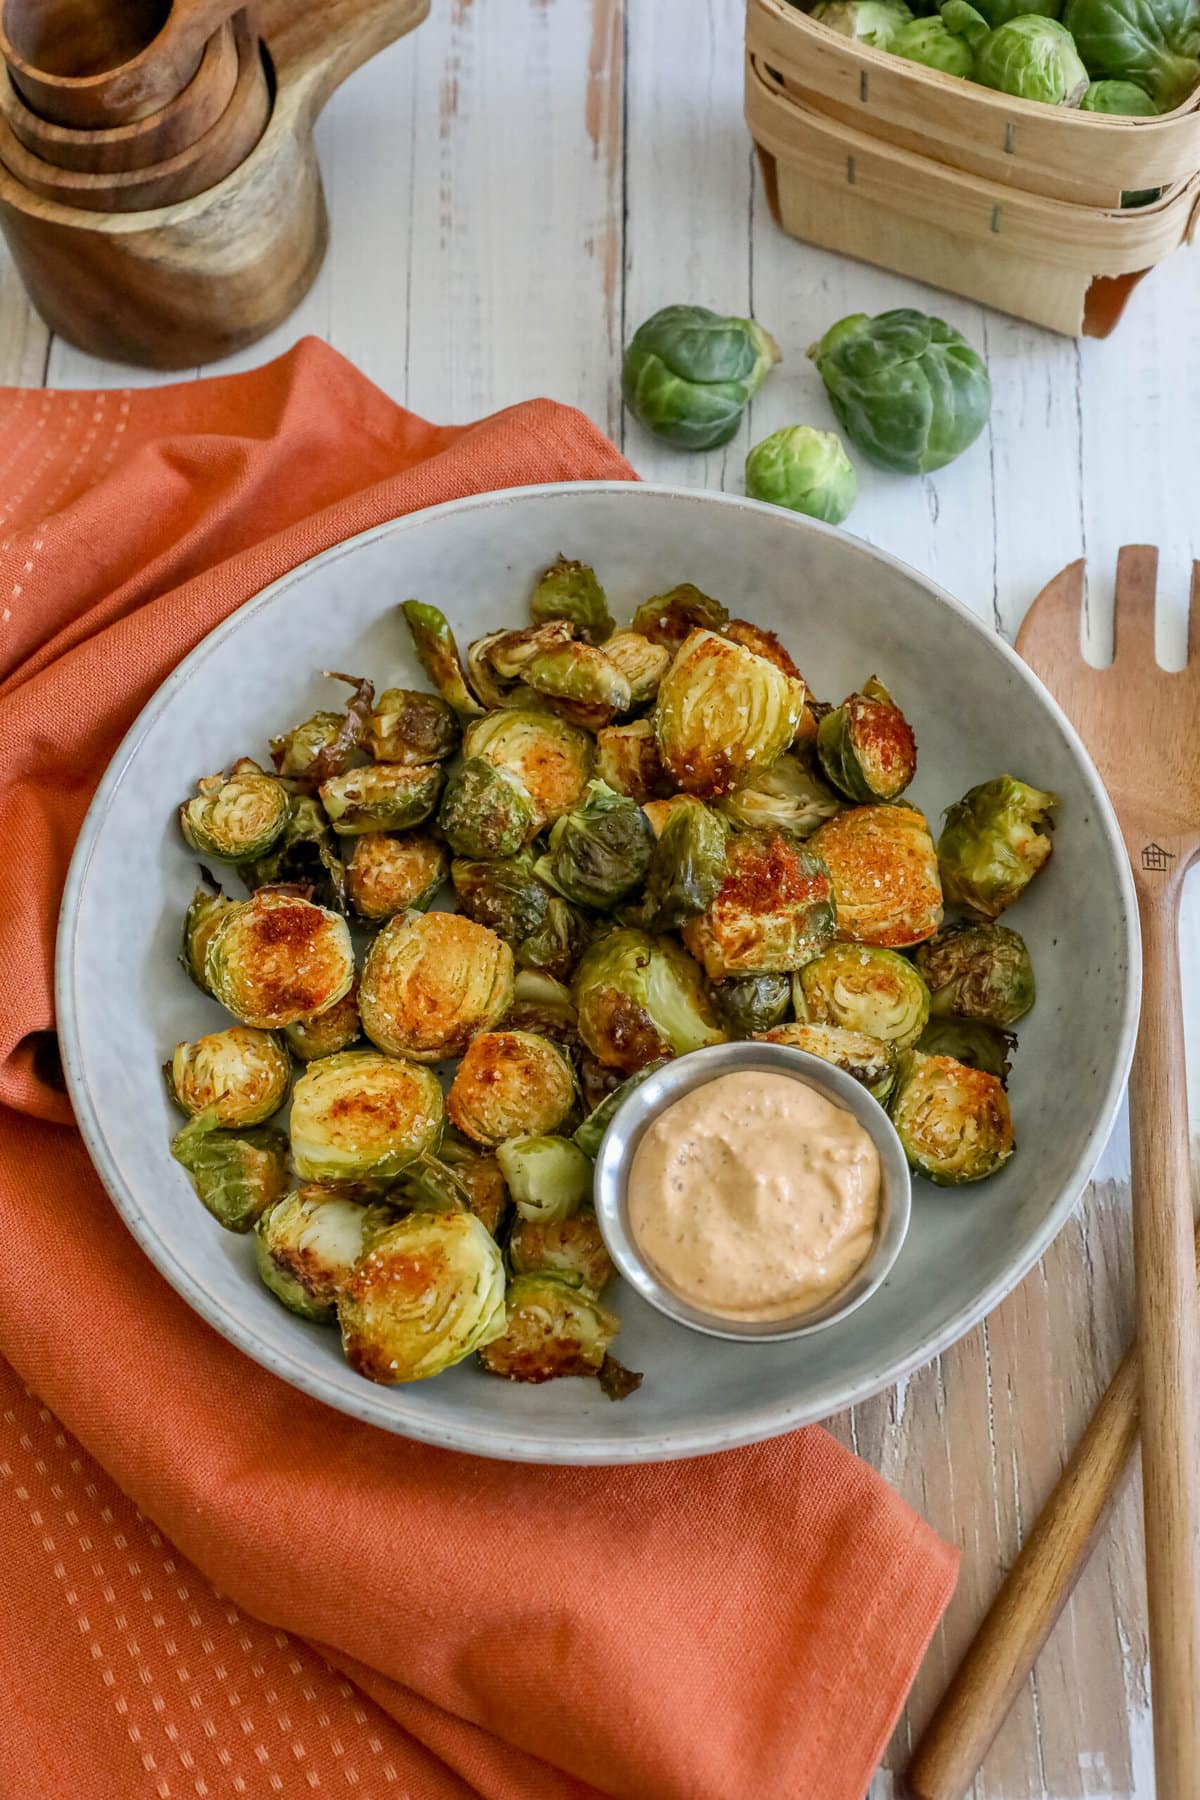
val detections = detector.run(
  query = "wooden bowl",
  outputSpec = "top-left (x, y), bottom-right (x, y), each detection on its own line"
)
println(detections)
top-left (0, 17), bottom-right (239, 175)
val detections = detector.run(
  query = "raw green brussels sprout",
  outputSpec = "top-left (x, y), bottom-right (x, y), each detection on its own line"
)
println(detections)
top-left (536, 779), bottom-right (656, 909)
top-left (891, 14), bottom-right (978, 73)
top-left (745, 425), bottom-right (858, 525)
top-left (915, 920), bottom-right (1036, 1024)
top-left (938, 775), bottom-right (1057, 918)
top-left (180, 881), bottom-right (234, 993)
top-left (1064, 0), bottom-right (1200, 109)
top-left (622, 304), bottom-right (781, 450)
top-left (283, 981), bottom-right (362, 1061)
top-left (656, 628), bottom-right (807, 797)
top-left (179, 759), bottom-right (291, 862)
top-left (366, 688), bottom-right (458, 764)
top-left (168, 1025), bottom-right (291, 1126)
top-left (438, 757), bottom-right (537, 859)
top-left (478, 1272), bottom-right (628, 1389)
top-left (916, 1017), bottom-right (1016, 1082)
top-left (238, 794), bottom-right (348, 913)
top-left (642, 796), bottom-right (728, 931)
top-left (495, 1134), bottom-right (593, 1223)
top-left (809, 803), bottom-right (943, 946)
top-left (717, 753), bottom-right (842, 837)
top-left (713, 972), bottom-right (793, 1035)
top-left (573, 1060), bottom-right (669, 1157)
top-left (451, 849), bottom-right (551, 942)
top-left (529, 556), bottom-right (614, 644)
top-left (1080, 76), bottom-right (1159, 109)
top-left (757, 1022), bottom-right (898, 1102)
top-left (809, 309), bottom-right (992, 475)
top-left (447, 1031), bottom-right (577, 1146)
top-left (505, 970), bottom-right (580, 1049)
top-left (971, 0), bottom-right (1061, 25)
top-left (817, 677), bottom-right (918, 803)
top-left (290, 1050), bottom-right (444, 1183)
top-left (360, 910), bottom-right (513, 1061)
top-left (811, 0), bottom-right (914, 45)
top-left (516, 895), bottom-right (592, 983)
top-left (510, 1207), bottom-right (614, 1291)
top-left (595, 718), bottom-right (671, 801)
top-left (794, 943), bottom-right (931, 1049)
top-left (889, 1049), bottom-right (1015, 1183)
top-left (254, 1186), bottom-right (368, 1323)
top-left (269, 674), bottom-right (374, 785)
top-left (600, 631), bottom-right (672, 705)
top-left (205, 890), bottom-right (356, 1028)
top-left (170, 1108), bottom-right (288, 1233)
top-left (681, 829), bottom-right (835, 979)
top-left (401, 600), bottom-right (485, 717)
top-left (345, 831), bottom-right (448, 920)
top-left (340, 1211), bottom-right (507, 1383)
top-left (975, 15), bottom-right (1089, 103)
top-left (319, 762), bottom-right (443, 836)
top-left (463, 709), bottom-right (593, 827)
top-left (520, 641), bottom-right (632, 732)
top-left (573, 928), bottom-right (726, 1073)
top-left (630, 582), bottom-right (729, 653)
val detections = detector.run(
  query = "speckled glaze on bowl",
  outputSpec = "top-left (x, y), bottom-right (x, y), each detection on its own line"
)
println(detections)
top-left (56, 483), bottom-right (1140, 1466)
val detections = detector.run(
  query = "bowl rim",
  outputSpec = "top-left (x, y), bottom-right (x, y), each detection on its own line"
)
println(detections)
top-left (55, 480), bottom-right (1142, 1465)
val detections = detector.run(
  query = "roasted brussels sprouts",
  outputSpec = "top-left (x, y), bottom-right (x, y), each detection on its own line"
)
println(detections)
top-left (1064, 0), bottom-right (1199, 109)
top-left (340, 1212), bottom-right (507, 1383)
top-left (1080, 76), bottom-right (1159, 111)
top-left (401, 600), bottom-right (485, 717)
top-left (205, 890), bottom-right (356, 1028)
top-left (915, 920), bottom-right (1036, 1025)
top-left (180, 880), bottom-right (234, 993)
top-left (809, 309), bottom-right (992, 476)
top-left (622, 304), bottom-right (781, 450)
top-left (504, 970), bottom-right (580, 1049)
top-left (495, 1134), bottom-right (593, 1222)
top-left (745, 425), bottom-right (858, 525)
top-left (938, 775), bottom-right (1057, 918)
top-left (520, 642), bottom-right (632, 732)
top-left (516, 896), bottom-right (592, 983)
top-left (809, 804), bottom-right (943, 947)
top-left (359, 910), bottom-right (514, 1061)
top-left (722, 618), bottom-right (805, 682)
top-left (509, 1207), bottom-right (614, 1291)
top-left (290, 1050), bottom-right (444, 1182)
top-left (283, 980), bottom-right (362, 1061)
top-left (319, 762), bottom-right (443, 836)
top-left (254, 1186), bottom-right (368, 1322)
top-left (595, 718), bottom-right (671, 801)
top-left (438, 757), bottom-right (537, 859)
top-left (366, 688), bottom-right (458, 765)
top-left (794, 943), bottom-right (930, 1049)
top-left (642, 796), bottom-right (728, 931)
top-left (268, 675), bottom-right (374, 786)
top-left (681, 829), bottom-right (835, 978)
top-left (463, 708), bottom-right (593, 828)
top-left (601, 631), bottom-right (671, 705)
top-left (976, 15), bottom-right (1089, 102)
top-left (451, 849), bottom-right (551, 943)
top-left (478, 1272), bottom-right (622, 1386)
top-left (170, 1108), bottom-right (288, 1232)
top-left (442, 1141), bottom-right (511, 1236)
top-left (891, 13), bottom-right (978, 73)
top-left (180, 759), bottom-right (291, 863)
top-left (889, 1049), bottom-right (1015, 1184)
top-left (713, 972), bottom-right (793, 1035)
top-left (656, 629), bottom-right (807, 797)
top-left (168, 1025), bottom-right (291, 1126)
top-left (447, 1031), bottom-right (577, 1146)
top-left (529, 556), bottom-right (614, 644)
top-left (573, 1060), bottom-right (668, 1157)
top-left (757, 1022), bottom-right (897, 1102)
top-left (811, 0), bottom-right (914, 46)
top-left (817, 677), bottom-right (917, 804)
top-left (238, 794), bottom-right (348, 913)
top-left (573, 928), bottom-right (726, 1073)
top-left (536, 779), bottom-right (656, 909)
top-left (916, 1018), bottom-right (1015, 1083)
top-left (642, 795), bottom-right (700, 837)
top-left (346, 831), bottom-right (448, 920)
top-left (717, 753), bottom-right (842, 837)
top-left (630, 582), bottom-right (729, 652)
top-left (469, 621), bottom-right (576, 709)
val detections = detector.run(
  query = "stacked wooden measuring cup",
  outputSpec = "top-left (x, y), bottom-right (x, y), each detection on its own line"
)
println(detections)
top-left (0, 0), bottom-right (428, 367)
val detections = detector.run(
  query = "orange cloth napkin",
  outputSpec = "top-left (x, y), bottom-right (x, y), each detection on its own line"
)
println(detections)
top-left (0, 338), bottom-right (958, 1800)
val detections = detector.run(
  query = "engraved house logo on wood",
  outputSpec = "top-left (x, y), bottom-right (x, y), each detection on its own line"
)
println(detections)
top-left (1140, 842), bottom-right (1177, 872)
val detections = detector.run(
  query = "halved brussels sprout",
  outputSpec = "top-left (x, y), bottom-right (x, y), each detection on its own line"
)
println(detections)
top-left (319, 763), bottom-right (443, 836)
top-left (938, 776), bottom-right (1057, 919)
top-left (451, 849), bottom-right (551, 943)
top-left (359, 910), bottom-right (514, 1061)
top-left (447, 1031), bottom-right (577, 1146)
top-left (642, 796), bottom-right (728, 931)
top-left (346, 831), bottom-right (448, 920)
top-left (205, 890), bottom-right (356, 1028)
top-left (180, 880), bottom-right (234, 994)
top-left (463, 708), bottom-right (593, 828)
top-left (516, 896), bottom-right (592, 983)
top-left (470, 622), bottom-right (576, 709)
top-left (595, 719), bottom-right (671, 801)
top-left (744, 424), bottom-right (857, 526)
top-left (723, 618), bottom-right (805, 683)
top-left (170, 1108), bottom-right (288, 1233)
top-left (794, 943), bottom-right (930, 1050)
top-left (442, 1140), bottom-right (511, 1236)
top-left (641, 795), bottom-right (699, 837)
top-left (238, 794), bottom-right (348, 913)
top-left (478, 1272), bottom-right (622, 1387)
top-left (601, 632), bottom-right (671, 705)
top-left (495, 1134), bottom-right (592, 1222)
top-left (366, 688), bottom-right (459, 765)
top-left (713, 972), bottom-right (793, 1036)
top-left (254, 1186), bottom-right (368, 1323)
top-left (809, 804), bottom-right (943, 947)
top-left (915, 920), bottom-right (1035, 1025)
top-left (573, 1060), bottom-right (669, 1157)
top-left (717, 752), bottom-right (841, 837)
top-left (180, 759), bottom-right (291, 863)
top-left (916, 1017), bottom-right (1015, 1084)
top-left (401, 600), bottom-right (485, 717)
top-left (290, 1050), bottom-right (444, 1182)
top-left (622, 304), bottom-right (780, 451)
top-left (505, 970), bottom-right (580, 1049)
top-left (340, 1212), bottom-right (506, 1383)
top-left (756, 1023), bottom-right (897, 1102)
top-left (889, 1049), bottom-right (1015, 1185)
top-left (817, 677), bottom-right (917, 803)
top-left (438, 758), bottom-right (537, 859)
top-left (681, 829), bottom-right (835, 979)
top-left (535, 779), bottom-right (655, 909)
top-left (630, 583), bottom-right (729, 653)
top-left (168, 1025), bottom-right (291, 1126)
top-left (283, 980), bottom-right (362, 1062)
top-left (529, 556), bottom-right (613, 644)
top-left (267, 674), bottom-right (374, 786)
top-left (509, 1207), bottom-right (614, 1291)
top-left (521, 642), bottom-right (632, 732)
top-left (573, 928), bottom-right (726, 1073)
top-left (656, 629), bottom-right (807, 796)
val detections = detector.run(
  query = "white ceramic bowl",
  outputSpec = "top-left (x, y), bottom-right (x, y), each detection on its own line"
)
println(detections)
top-left (56, 483), bottom-right (1140, 1465)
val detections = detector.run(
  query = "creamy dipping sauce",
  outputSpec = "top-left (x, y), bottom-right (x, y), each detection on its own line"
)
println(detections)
top-left (627, 1071), bottom-right (881, 1322)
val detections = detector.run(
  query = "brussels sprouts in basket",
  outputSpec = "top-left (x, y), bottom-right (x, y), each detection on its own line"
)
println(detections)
top-left (892, 12), bottom-right (979, 74)
top-left (811, 0), bottom-right (914, 46)
top-left (975, 15), bottom-right (1090, 103)
top-left (1064, 0), bottom-right (1200, 110)
top-left (1080, 77), bottom-right (1159, 111)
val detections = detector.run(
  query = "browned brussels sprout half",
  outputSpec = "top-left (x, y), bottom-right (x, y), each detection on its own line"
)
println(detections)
top-left (536, 779), bottom-right (655, 910)
top-left (496, 1134), bottom-right (593, 1222)
top-left (521, 641), bottom-right (632, 732)
top-left (447, 1031), bottom-right (577, 1146)
top-left (478, 1272), bottom-right (626, 1389)
top-left (916, 1018), bottom-right (1015, 1084)
top-left (254, 1186), bottom-right (368, 1323)
top-left (268, 673), bottom-right (374, 787)
top-left (441, 1140), bottom-right (511, 1237)
top-left (817, 677), bottom-right (917, 803)
top-left (682, 829), bottom-right (835, 978)
top-left (346, 832), bottom-right (447, 920)
top-left (713, 973), bottom-right (793, 1036)
top-left (438, 757), bottom-right (537, 859)
top-left (809, 804), bottom-right (943, 947)
top-left (642, 796), bottom-right (728, 931)
top-left (630, 582), bottom-right (729, 653)
top-left (205, 890), bottom-right (355, 1028)
top-left (319, 762), bottom-right (444, 837)
top-left (170, 1108), bottom-right (288, 1233)
top-left (464, 709), bottom-right (593, 828)
top-left (367, 688), bottom-right (459, 765)
top-left (451, 849), bottom-right (551, 943)
top-left (889, 1049), bottom-right (1015, 1184)
top-left (573, 928), bottom-right (725, 1073)
top-left (717, 753), bottom-right (841, 838)
top-left (509, 1207), bottom-right (614, 1292)
top-left (794, 943), bottom-right (930, 1049)
top-left (595, 719), bottom-right (671, 801)
top-left (168, 1025), bottom-right (290, 1127)
top-left (757, 1022), bottom-right (897, 1103)
top-left (180, 878), bottom-right (234, 994)
top-left (938, 776), bottom-right (1057, 919)
top-left (401, 600), bottom-right (485, 717)
top-left (341, 1212), bottom-right (507, 1383)
top-left (601, 632), bottom-right (671, 704)
top-left (359, 910), bottom-right (513, 1061)
top-left (283, 980), bottom-right (362, 1061)
top-left (529, 555), bottom-right (614, 644)
top-left (656, 629), bottom-right (807, 796)
top-left (180, 759), bottom-right (291, 863)
top-left (290, 1051), bottom-right (444, 1183)
top-left (915, 920), bottom-right (1035, 1025)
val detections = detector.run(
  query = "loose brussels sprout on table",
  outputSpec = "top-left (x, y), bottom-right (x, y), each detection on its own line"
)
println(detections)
top-left (915, 920), bottom-right (1036, 1024)
top-left (938, 775), bottom-right (1057, 918)
top-left (817, 677), bottom-right (917, 804)
top-left (622, 304), bottom-right (781, 450)
top-left (290, 1050), bottom-right (444, 1183)
top-left (795, 943), bottom-right (931, 1049)
top-left (340, 1212), bottom-right (507, 1384)
top-left (681, 828), bottom-right (835, 979)
top-left (574, 927), bottom-right (726, 1072)
top-left (170, 1109), bottom-right (289, 1233)
top-left (360, 910), bottom-right (514, 1061)
top-left (180, 759), bottom-right (291, 863)
top-left (529, 556), bottom-right (614, 644)
top-left (889, 1049), bottom-right (1016, 1184)
top-left (757, 1022), bottom-right (898, 1103)
top-left (168, 1024), bottom-right (291, 1126)
top-left (438, 757), bottom-right (538, 859)
top-left (255, 1186), bottom-right (369, 1323)
top-left (447, 1031), bottom-right (578, 1146)
top-left (205, 890), bottom-right (356, 1028)
top-left (656, 629), bottom-right (808, 797)
top-left (346, 831), bottom-right (448, 920)
top-left (536, 779), bottom-right (656, 909)
top-left (745, 425), bottom-right (858, 525)
top-left (809, 803), bottom-right (944, 947)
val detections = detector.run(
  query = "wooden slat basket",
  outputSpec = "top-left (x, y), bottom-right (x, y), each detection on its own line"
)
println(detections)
top-left (746, 52), bottom-right (1200, 336)
top-left (747, 0), bottom-right (1200, 209)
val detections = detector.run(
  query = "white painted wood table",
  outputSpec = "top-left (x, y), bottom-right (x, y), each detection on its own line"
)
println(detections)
top-left (2, 3), bottom-right (1198, 1794)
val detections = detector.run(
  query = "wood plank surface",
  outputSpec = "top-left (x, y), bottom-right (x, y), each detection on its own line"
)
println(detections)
top-left (3, 2), bottom-right (1199, 1793)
